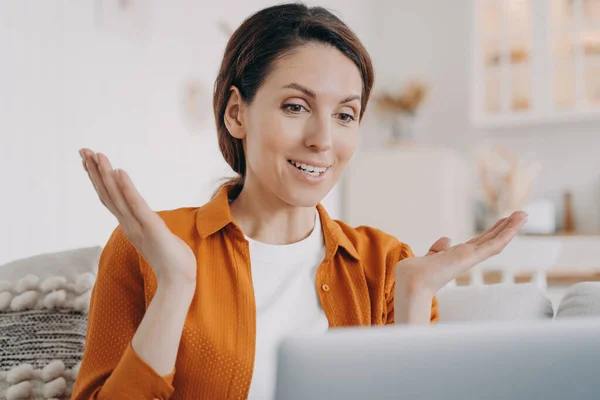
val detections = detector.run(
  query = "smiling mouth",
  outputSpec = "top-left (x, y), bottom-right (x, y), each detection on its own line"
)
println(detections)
top-left (288, 160), bottom-right (330, 176)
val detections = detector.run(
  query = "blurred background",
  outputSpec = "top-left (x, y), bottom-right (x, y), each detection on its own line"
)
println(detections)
top-left (1, 0), bottom-right (599, 304)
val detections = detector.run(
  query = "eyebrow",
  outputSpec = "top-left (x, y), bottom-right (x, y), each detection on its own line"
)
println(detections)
top-left (282, 82), bottom-right (361, 104)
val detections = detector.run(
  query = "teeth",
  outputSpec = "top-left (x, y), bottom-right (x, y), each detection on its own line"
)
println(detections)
top-left (290, 160), bottom-right (328, 174)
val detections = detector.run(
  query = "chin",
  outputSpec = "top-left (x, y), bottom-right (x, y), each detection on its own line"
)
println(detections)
top-left (279, 182), bottom-right (333, 208)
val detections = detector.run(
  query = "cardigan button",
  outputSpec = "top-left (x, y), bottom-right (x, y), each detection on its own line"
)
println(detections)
top-left (321, 284), bottom-right (330, 292)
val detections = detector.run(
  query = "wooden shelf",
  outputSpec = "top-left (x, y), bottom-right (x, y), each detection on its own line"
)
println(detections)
top-left (472, 232), bottom-right (600, 238)
top-left (521, 232), bottom-right (600, 237)
top-left (456, 270), bottom-right (600, 286)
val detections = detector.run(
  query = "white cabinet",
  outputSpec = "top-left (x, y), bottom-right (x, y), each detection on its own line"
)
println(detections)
top-left (471, 0), bottom-right (600, 127)
top-left (343, 146), bottom-right (474, 256)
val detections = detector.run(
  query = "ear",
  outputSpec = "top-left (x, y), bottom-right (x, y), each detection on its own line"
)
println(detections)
top-left (224, 86), bottom-right (247, 140)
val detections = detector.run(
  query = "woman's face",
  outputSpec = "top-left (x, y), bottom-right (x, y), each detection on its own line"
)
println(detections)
top-left (237, 43), bottom-right (363, 207)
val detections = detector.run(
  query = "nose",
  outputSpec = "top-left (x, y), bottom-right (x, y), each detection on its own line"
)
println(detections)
top-left (303, 113), bottom-right (332, 152)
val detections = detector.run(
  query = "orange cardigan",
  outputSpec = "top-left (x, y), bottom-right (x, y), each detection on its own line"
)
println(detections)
top-left (72, 185), bottom-right (438, 399)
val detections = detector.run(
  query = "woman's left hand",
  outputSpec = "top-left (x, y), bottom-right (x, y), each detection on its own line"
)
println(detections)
top-left (395, 211), bottom-right (528, 296)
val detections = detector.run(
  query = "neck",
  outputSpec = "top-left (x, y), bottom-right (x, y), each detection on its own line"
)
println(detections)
top-left (229, 178), bottom-right (317, 245)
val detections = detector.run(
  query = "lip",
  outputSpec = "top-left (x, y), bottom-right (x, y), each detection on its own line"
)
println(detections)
top-left (287, 159), bottom-right (332, 168)
top-left (287, 160), bottom-right (330, 183)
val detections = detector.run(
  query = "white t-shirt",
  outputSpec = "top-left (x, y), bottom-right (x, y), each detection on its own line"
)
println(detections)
top-left (246, 211), bottom-right (329, 400)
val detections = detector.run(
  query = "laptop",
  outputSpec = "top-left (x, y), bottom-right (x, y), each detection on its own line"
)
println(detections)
top-left (275, 318), bottom-right (600, 400)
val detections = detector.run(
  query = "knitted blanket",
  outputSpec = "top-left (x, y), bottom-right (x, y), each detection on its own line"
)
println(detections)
top-left (0, 274), bottom-right (93, 400)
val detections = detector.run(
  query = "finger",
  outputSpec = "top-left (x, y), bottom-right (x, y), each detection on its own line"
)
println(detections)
top-left (426, 237), bottom-right (452, 256)
top-left (474, 212), bottom-right (527, 260)
top-left (96, 153), bottom-right (135, 222)
top-left (81, 160), bottom-right (104, 205)
top-left (466, 217), bottom-right (506, 244)
top-left (490, 211), bottom-right (528, 242)
top-left (476, 216), bottom-right (512, 244)
top-left (80, 152), bottom-right (96, 189)
top-left (482, 211), bottom-right (528, 244)
top-left (117, 169), bottom-right (160, 228)
top-left (81, 150), bottom-right (120, 216)
top-left (466, 217), bottom-right (507, 244)
top-left (80, 148), bottom-right (96, 163)
top-left (80, 149), bottom-right (98, 175)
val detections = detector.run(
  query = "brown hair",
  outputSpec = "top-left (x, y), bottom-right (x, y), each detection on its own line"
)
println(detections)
top-left (213, 2), bottom-right (374, 198)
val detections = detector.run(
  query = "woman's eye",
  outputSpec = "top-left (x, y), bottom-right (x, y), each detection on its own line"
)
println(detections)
top-left (338, 113), bottom-right (356, 123)
top-left (282, 104), bottom-right (307, 113)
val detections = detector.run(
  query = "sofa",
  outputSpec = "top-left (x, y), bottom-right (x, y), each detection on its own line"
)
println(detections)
top-left (1, 246), bottom-right (599, 399)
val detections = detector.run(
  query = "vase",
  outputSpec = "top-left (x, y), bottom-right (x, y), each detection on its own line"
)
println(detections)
top-left (389, 113), bottom-right (415, 144)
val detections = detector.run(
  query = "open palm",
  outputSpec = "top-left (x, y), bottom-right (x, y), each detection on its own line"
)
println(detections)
top-left (395, 212), bottom-right (528, 294)
top-left (80, 149), bottom-right (197, 286)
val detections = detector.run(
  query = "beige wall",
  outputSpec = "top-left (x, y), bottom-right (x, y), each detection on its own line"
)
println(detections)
top-left (0, 0), bottom-right (372, 264)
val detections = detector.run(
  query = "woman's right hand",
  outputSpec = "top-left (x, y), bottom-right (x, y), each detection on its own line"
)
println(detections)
top-left (79, 148), bottom-right (197, 289)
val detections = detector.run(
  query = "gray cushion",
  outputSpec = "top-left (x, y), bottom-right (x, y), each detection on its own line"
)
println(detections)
top-left (556, 282), bottom-right (600, 319)
top-left (0, 247), bottom-right (101, 282)
top-left (436, 283), bottom-right (554, 323)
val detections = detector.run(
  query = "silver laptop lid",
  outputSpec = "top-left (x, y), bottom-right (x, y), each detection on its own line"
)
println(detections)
top-left (275, 318), bottom-right (600, 400)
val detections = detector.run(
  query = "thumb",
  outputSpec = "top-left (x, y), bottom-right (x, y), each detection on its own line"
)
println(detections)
top-left (426, 237), bottom-right (452, 256)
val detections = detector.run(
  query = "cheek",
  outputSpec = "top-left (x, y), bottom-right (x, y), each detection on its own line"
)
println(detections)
top-left (334, 131), bottom-right (358, 165)
top-left (250, 113), bottom-right (301, 152)
top-left (245, 112), bottom-right (296, 167)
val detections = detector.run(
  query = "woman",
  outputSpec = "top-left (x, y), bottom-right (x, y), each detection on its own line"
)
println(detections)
top-left (72, 3), bottom-right (526, 399)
